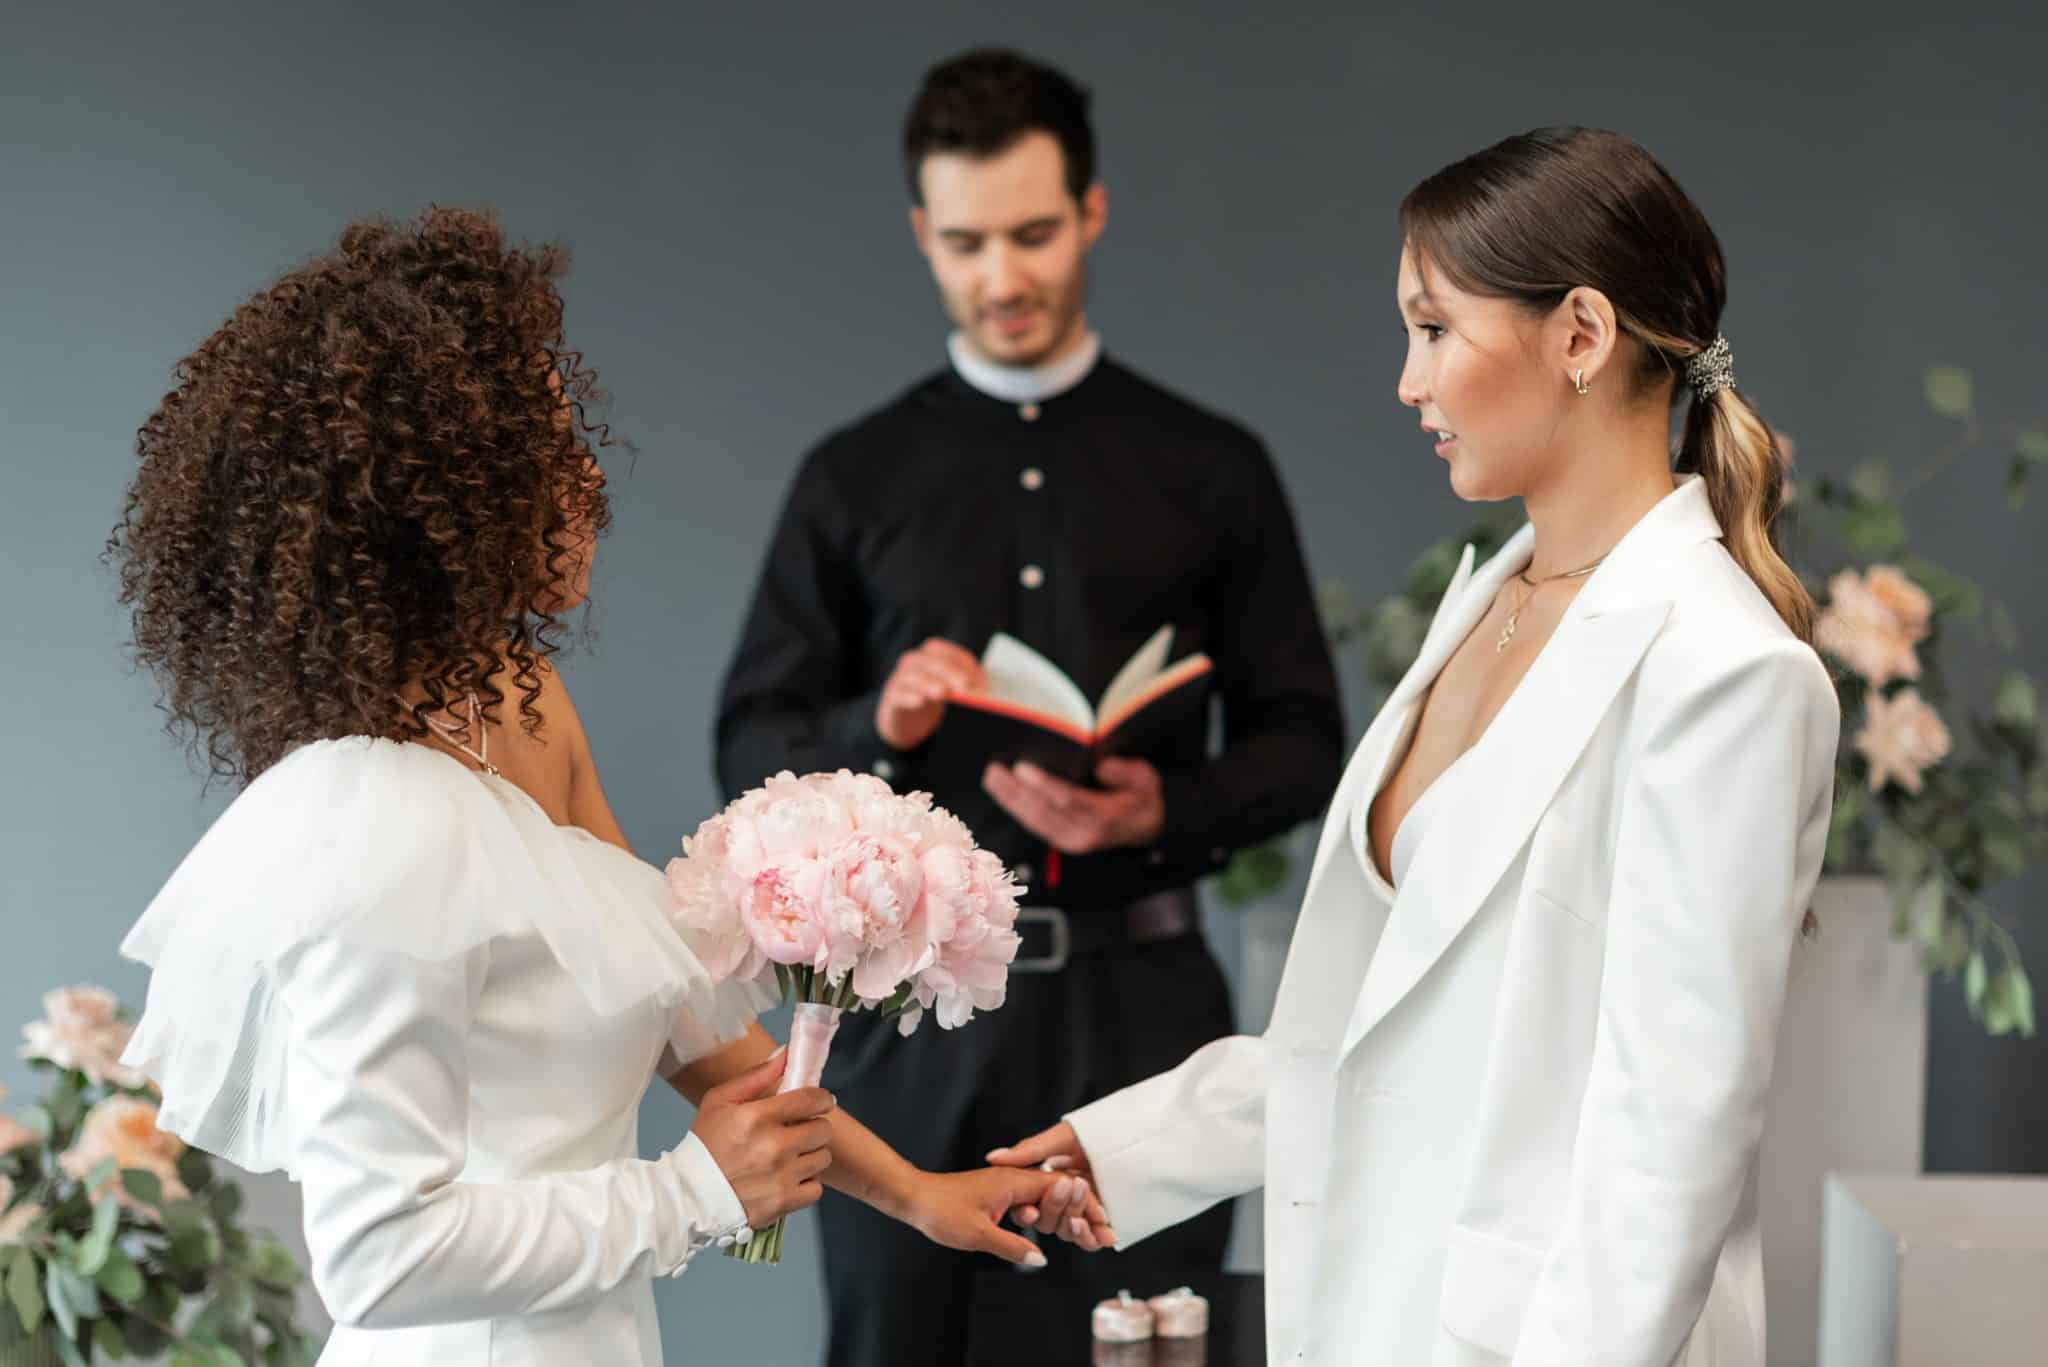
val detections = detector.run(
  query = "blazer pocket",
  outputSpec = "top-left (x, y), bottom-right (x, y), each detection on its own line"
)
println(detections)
top-left (1438, 1227), bottom-right (1545, 1354)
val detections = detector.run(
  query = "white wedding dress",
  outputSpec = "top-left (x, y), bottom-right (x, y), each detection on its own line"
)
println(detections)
top-left (120, 737), bottom-right (778, 1366)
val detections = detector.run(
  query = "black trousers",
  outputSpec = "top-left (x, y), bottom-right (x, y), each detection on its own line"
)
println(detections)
top-left (817, 928), bottom-right (1237, 1367)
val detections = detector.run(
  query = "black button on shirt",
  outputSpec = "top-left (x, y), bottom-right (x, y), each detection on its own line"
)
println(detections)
top-left (714, 357), bottom-right (1344, 912)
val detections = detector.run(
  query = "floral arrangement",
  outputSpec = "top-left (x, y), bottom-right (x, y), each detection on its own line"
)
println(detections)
top-left (666, 769), bottom-right (1022, 1263)
top-left (1, 988), bottom-right (319, 1366)
top-left (1216, 365), bottom-right (2045, 1038)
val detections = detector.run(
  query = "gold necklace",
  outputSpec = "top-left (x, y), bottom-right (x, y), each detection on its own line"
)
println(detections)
top-left (1496, 556), bottom-right (1606, 652)
top-left (399, 691), bottom-right (502, 777)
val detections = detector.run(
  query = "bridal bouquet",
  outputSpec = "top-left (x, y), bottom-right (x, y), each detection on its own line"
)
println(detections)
top-left (665, 770), bottom-right (1023, 1264)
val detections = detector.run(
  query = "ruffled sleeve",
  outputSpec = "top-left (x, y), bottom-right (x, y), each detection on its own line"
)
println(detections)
top-left (119, 736), bottom-right (768, 1176)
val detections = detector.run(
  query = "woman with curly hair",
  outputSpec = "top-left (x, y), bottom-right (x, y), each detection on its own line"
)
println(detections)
top-left (109, 207), bottom-right (1072, 1365)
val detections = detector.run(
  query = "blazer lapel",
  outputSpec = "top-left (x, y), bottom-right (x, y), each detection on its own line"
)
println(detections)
top-left (1335, 477), bottom-right (1725, 1058)
top-left (1338, 597), bottom-right (1671, 1057)
top-left (1268, 538), bottom-right (1514, 1048)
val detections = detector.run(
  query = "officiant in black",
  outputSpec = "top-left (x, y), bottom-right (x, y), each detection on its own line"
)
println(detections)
top-left (714, 49), bottom-right (1342, 1367)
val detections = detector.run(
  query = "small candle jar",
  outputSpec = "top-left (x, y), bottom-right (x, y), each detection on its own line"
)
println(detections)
top-left (1146, 1286), bottom-right (1209, 1339)
top-left (1091, 1289), bottom-right (1155, 1343)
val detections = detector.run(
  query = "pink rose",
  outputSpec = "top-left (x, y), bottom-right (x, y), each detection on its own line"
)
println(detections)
top-left (1855, 688), bottom-right (1953, 794)
top-left (0, 1174), bottom-right (43, 1247)
top-left (1816, 568), bottom-right (1929, 689)
top-left (19, 985), bottom-right (146, 1090)
top-left (60, 1095), bottom-right (188, 1218)
top-left (741, 861), bottom-right (830, 968)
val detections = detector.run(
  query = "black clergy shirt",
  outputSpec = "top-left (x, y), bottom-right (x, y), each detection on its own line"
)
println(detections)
top-left (714, 356), bottom-right (1344, 914)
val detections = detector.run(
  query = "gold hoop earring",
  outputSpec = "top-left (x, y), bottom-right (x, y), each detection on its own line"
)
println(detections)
top-left (1573, 369), bottom-right (1590, 396)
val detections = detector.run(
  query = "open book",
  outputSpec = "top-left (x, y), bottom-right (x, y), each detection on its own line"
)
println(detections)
top-left (932, 626), bottom-right (1214, 788)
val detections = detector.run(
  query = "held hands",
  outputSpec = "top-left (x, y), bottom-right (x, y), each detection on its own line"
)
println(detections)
top-left (983, 756), bottom-right (1165, 855)
top-left (986, 1121), bottom-right (1116, 1251)
top-left (876, 638), bottom-right (987, 750)
top-left (904, 1165), bottom-right (1116, 1266)
top-left (686, 1049), bottom-right (835, 1229)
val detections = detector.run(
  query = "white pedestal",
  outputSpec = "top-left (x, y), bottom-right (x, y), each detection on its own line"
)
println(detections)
top-left (1819, 1174), bottom-right (2048, 1365)
top-left (1761, 876), bottom-right (1929, 1365)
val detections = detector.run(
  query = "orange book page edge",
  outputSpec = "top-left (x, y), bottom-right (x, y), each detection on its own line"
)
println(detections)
top-left (944, 691), bottom-right (1095, 747)
top-left (1094, 655), bottom-right (1214, 739)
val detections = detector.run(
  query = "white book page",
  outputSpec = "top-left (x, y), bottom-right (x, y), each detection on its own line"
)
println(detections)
top-left (980, 633), bottom-right (1095, 732)
top-left (1095, 624), bottom-right (1175, 724)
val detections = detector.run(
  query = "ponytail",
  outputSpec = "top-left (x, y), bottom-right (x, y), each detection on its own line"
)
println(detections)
top-left (1676, 383), bottom-right (1814, 643)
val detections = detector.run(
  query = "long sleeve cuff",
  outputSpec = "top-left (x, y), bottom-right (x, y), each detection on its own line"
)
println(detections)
top-left (662, 1133), bottom-right (753, 1267)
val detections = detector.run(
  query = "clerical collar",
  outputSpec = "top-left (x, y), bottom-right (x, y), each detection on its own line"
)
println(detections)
top-left (947, 330), bottom-right (1102, 406)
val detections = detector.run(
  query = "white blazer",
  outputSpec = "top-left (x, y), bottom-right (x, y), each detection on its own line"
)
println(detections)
top-left (1067, 478), bottom-right (1839, 1366)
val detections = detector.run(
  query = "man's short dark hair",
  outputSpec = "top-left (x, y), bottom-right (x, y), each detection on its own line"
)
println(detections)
top-left (902, 49), bottom-right (1096, 204)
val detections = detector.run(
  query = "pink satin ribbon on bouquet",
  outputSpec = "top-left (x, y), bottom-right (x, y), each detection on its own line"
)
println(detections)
top-left (781, 1002), bottom-right (843, 1092)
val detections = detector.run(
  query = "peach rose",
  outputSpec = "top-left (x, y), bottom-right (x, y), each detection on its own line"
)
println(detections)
top-left (1816, 568), bottom-right (1929, 689)
top-left (1855, 687), bottom-right (1953, 794)
top-left (19, 985), bottom-right (146, 1090)
top-left (60, 1095), bottom-right (188, 1215)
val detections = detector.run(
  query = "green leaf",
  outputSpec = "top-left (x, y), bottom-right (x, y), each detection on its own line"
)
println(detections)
top-left (55, 1329), bottom-right (88, 1367)
top-left (1992, 673), bottom-right (2038, 731)
top-left (1965, 950), bottom-right (1990, 1016)
top-left (19, 1107), bottom-right (52, 1143)
top-left (2016, 427), bottom-right (2048, 464)
top-left (1839, 501), bottom-right (1908, 557)
top-left (2028, 768), bottom-right (2048, 818)
top-left (1908, 877), bottom-right (1946, 959)
top-left (95, 1245), bottom-right (144, 1304)
top-left (1825, 784), bottom-right (1867, 868)
top-left (49, 1263), bottom-right (98, 1323)
top-left (85, 1158), bottom-right (118, 1193)
top-left (1983, 965), bottom-right (2023, 1036)
top-left (4, 1247), bottom-right (42, 1334)
top-left (1215, 841), bottom-right (1291, 905)
top-left (1924, 364), bottom-right (1974, 419)
top-left (1848, 459), bottom-right (1892, 504)
top-left (208, 1182), bottom-right (243, 1224)
top-left (169, 1350), bottom-right (219, 1367)
top-left (93, 1314), bottom-right (128, 1359)
top-left (174, 1149), bottom-right (215, 1195)
top-left (1873, 822), bottom-right (1929, 892)
top-left (1983, 832), bottom-right (2030, 880)
top-left (2014, 965), bottom-right (2037, 1038)
top-left (2008, 456), bottom-right (2031, 510)
top-left (77, 1186), bottom-right (120, 1273)
top-left (1403, 537), bottom-right (1467, 603)
top-left (44, 1260), bottom-right (77, 1341)
top-left (120, 1169), bottom-right (163, 1210)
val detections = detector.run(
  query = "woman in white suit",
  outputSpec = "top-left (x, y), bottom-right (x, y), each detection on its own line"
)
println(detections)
top-left (991, 127), bottom-right (1841, 1365)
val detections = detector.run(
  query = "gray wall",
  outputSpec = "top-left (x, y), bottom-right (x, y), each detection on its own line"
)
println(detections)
top-left (3, 2), bottom-right (2043, 1362)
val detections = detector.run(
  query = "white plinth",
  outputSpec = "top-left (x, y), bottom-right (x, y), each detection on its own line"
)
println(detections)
top-left (1819, 1173), bottom-right (2048, 1366)
top-left (1761, 876), bottom-right (1929, 1365)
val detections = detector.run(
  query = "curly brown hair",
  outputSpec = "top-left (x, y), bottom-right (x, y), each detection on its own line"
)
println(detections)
top-left (110, 206), bottom-right (615, 783)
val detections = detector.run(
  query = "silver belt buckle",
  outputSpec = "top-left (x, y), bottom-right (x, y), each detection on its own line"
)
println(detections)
top-left (1011, 907), bottom-right (1071, 974)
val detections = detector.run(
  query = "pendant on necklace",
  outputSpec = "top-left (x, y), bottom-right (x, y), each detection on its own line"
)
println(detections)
top-left (1496, 611), bottom-right (1519, 653)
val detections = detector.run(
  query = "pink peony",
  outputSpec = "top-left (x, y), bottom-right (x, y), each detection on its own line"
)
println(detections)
top-left (741, 861), bottom-right (830, 968)
top-left (1855, 687), bottom-right (1953, 794)
top-left (0, 1084), bottom-right (37, 1156)
top-left (668, 769), bottom-right (1020, 1036)
top-left (60, 1095), bottom-right (188, 1218)
top-left (20, 985), bottom-right (146, 1090)
top-left (1816, 567), bottom-right (1931, 689)
top-left (0, 1174), bottom-right (43, 1247)
top-left (821, 834), bottom-right (933, 1000)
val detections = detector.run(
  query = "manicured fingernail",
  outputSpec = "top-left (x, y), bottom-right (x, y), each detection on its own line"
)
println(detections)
top-left (1023, 1249), bottom-right (1047, 1268)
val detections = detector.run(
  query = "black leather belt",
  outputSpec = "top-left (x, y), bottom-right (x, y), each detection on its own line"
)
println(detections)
top-left (1010, 888), bottom-right (1197, 974)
